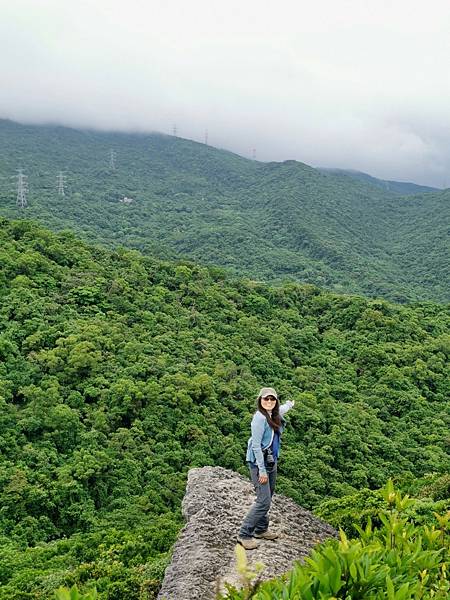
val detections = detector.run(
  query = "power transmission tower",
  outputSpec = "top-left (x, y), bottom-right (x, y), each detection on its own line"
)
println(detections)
top-left (252, 148), bottom-right (256, 160)
top-left (15, 169), bottom-right (28, 208)
top-left (205, 129), bottom-right (208, 145)
top-left (109, 149), bottom-right (116, 169)
top-left (57, 171), bottom-right (67, 196)
top-left (173, 124), bottom-right (177, 137)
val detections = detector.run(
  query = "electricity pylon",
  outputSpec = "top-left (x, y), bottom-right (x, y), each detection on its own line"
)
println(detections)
top-left (57, 171), bottom-right (67, 196)
top-left (15, 169), bottom-right (28, 208)
top-left (109, 149), bottom-right (116, 169)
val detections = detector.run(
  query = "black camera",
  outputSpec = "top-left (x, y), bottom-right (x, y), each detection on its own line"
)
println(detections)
top-left (264, 447), bottom-right (275, 466)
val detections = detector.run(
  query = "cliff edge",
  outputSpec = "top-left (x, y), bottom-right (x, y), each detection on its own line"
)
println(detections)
top-left (157, 466), bottom-right (337, 599)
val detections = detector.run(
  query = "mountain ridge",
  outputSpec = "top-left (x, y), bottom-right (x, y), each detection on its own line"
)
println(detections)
top-left (0, 119), bottom-right (448, 302)
top-left (319, 167), bottom-right (440, 195)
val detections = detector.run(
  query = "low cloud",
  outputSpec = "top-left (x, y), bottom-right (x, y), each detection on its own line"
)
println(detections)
top-left (1, 0), bottom-right (449, 187)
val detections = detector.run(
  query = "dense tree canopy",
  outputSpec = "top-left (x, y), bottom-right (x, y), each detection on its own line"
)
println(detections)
top-left (0, 219), bottom-right (448, 598)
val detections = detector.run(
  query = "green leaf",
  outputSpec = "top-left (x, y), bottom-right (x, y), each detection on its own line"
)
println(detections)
top-left (386, 575), bottom-right (395, 600)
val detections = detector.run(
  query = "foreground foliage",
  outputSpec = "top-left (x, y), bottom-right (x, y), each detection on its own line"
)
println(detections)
top-left (223, 483), bottom-right (449, 599)
top-left (0, 219), bottom-right (448, 598)
top-left (55, 586), bottom-right (97, 600)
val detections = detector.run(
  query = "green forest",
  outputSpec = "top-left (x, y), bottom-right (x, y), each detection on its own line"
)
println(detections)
top-left (0, 218), bottom-right (448, 598)
top-left (0, 119), bottom-right (449, 303)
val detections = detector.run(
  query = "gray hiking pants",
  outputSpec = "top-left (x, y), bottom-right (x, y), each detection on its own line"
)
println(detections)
top-left (239, 462), bottom-right (277, 539)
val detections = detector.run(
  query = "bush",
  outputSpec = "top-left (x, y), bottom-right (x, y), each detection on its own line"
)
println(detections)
top-left (222, 482), bottom-right (449, 599)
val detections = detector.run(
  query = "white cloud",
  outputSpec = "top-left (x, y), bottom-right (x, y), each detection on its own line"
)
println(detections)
top-left (1, 0), bottom-right (450, 185)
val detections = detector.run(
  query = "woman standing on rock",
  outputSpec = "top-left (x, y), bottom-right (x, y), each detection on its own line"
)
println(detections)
top-left (238, 387), bottom-right (295, 550)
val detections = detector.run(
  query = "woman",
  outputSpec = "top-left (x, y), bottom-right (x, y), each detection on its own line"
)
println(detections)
top-left (238, 386), bottom-right (295, 550)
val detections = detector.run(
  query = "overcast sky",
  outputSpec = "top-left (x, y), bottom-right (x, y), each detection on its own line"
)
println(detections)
top-left (1, 0), bottom-right (450, 187)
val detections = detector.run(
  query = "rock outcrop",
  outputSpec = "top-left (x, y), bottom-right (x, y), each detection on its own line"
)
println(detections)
top-left (158, 466), bottom-right (337, 600)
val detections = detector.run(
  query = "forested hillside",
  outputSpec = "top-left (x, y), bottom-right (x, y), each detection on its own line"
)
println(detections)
top-left (0, 119), bottom-right (448, 303)
top-left (0, 219), bottom-right (448, 598)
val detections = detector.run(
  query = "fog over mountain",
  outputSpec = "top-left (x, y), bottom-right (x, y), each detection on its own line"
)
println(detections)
top-left (1, 0), bottom-right (450, 187)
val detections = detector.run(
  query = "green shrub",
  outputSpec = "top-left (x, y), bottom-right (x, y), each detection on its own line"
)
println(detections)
top-left (55, 585), bottom-right (97, 600)
top-left (222, 482), bottom-right (449, 599)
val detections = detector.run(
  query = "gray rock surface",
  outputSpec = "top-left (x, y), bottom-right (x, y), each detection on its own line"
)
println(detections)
top-left (158, 466), bottom-right (337, 600)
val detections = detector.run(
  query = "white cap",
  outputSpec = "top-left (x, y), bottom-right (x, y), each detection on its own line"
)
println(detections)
top-left (258, 387), bottom-right (278, 399)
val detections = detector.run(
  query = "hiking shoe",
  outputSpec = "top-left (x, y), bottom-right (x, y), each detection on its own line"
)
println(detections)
top-left (254, 530), bottom-right (279, 540)
top-left (237, 537), bottom-right (259, 550)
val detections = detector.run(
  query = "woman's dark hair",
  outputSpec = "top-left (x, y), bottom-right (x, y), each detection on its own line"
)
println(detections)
top-left (257, 396), bottom-right (281, 431)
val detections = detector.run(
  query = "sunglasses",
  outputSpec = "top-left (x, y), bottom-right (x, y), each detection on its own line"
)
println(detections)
top-left (262, 396), bottom-right (277, 402)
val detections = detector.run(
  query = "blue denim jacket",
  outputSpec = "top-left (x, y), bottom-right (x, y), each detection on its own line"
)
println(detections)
top-left (245, 401), bottom-right (294, 476)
